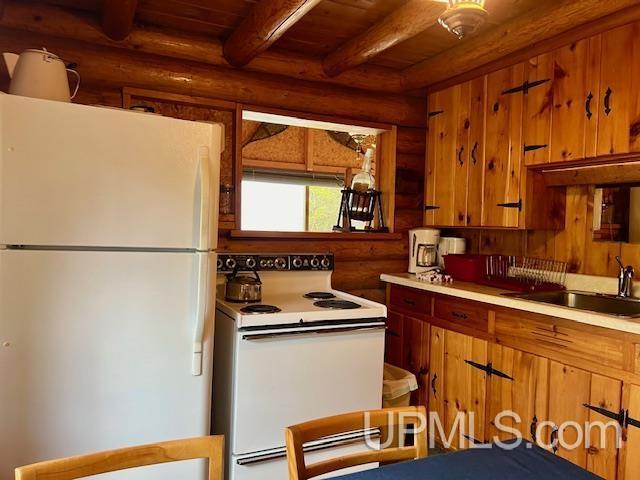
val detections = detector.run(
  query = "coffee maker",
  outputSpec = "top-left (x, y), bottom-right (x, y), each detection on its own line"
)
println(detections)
top-left (409, 228), bottom-right (440, 274)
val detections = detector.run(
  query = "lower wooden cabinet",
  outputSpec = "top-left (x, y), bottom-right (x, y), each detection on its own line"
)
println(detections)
top-left (385, 284), bottom-right (640, 480)
top-left (487, 344), bottom-right (549, 445)
top-left (429, 327), bottom-right (488, 449)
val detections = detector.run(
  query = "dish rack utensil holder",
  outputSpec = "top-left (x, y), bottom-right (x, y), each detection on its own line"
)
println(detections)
top-left (483, 255), bottom-right (567, 292)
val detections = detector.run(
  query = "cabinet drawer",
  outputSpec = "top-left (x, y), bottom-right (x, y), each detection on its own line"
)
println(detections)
top-left (389, 285), bottom-right (430, 314)
top-left (434, 296), bottom-right (489, 332)
top-left (495, 309), bottom-right (626, 370)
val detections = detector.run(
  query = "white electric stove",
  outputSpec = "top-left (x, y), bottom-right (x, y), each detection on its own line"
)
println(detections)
top-left (212, 253), bottom-right (386, 480)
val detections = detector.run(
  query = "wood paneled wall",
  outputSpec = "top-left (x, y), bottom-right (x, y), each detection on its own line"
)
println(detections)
top-left (0, 29), bottom-right (426, 303)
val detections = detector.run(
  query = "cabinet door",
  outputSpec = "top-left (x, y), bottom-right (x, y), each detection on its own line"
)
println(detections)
top-left (385, 310), bottom-right (404, 367)
top-left (487, 344), bottom-right (549, 445)
top-left (483, 64), bottom-right (524, 227)
top-left (522, 53), bottom-right (553, 166)
top-left (425, 86), bottom-right (458, 226)
top-left (402, 316), bottom-right (430, 406)
top-left (619, 384), bottom-right (640, 480)
top-left (548, 362), bottom-right (621, 479)
top-left (429, 327), bottom-right (488, 449)
top-left (466, 77), bottom-right (486, 226)
top-left (596, 24), bottom-right (635, 156)
top-left (549, 38), bottom-right (593, 162)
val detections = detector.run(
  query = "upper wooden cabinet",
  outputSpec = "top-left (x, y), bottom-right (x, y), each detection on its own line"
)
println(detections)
top-left (425, 78), bottom-right (485, 227)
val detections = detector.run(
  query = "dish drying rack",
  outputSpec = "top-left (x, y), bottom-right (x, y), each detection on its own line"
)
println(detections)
top-left (482, 255), bottom-right (567, 292)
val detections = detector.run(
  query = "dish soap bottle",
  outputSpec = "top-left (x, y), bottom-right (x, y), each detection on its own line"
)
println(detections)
top-left (351, 147), bottom-right (375, 193)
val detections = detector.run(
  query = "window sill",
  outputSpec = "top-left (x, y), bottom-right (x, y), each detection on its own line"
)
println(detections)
top-left (229, 230), bottom-right (403, 241)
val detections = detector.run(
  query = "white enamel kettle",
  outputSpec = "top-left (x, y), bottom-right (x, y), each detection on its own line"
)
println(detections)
top-left (3, 48), bottom-right (80, 102)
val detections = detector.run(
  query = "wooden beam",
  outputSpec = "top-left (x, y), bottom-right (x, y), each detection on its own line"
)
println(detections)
top-left (223, 0), bottom-right (321, 67)
top-left (403, 0), bottom-right (640, 90)
top-left (0, 1), bottom-right (407, 94)
top-left (102, 0), bottom-right (137, 40)
top-left (0, 26), bottom-right (425, 127)
top-left (323, 0), bottom-right (444, 77)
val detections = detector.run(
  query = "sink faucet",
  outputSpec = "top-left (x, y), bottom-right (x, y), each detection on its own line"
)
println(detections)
top-left (616, 256), bottom-right (635, 298)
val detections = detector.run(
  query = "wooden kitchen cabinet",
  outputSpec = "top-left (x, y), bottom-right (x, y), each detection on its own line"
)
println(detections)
top-left (487, 344), bottom-right (549, 445)
top-left (386, 283), bottom-right (640, 479)
top-left (425, 78), bottom-right (484, 227)
top-left (402, 315), bottom-right (430, 406)
top-left (429, 326), bottom-right (488, 449)
top-left (595, 24), bottom-right (637, 156)
top-left (619, 384), bottom-right (640, 480)
top-left (482, 64), bottom-right (524, 228)
top-left (547, 362), bottom-right (622, 480)
top-left (522, 53), bottom-right (553, 166)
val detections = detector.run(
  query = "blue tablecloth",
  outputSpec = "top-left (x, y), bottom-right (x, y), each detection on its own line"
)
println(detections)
top-left (333, 441), bottom-right (601, 479)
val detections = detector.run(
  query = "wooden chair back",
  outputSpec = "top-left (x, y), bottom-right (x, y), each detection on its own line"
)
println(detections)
top-left (15, 436), bottom-right (224, 480)
top-left (285, 406), bottom-right (427, 480)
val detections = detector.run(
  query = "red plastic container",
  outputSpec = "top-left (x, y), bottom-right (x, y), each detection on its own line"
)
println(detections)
top-left (443, 254), bottom-right (487, 282)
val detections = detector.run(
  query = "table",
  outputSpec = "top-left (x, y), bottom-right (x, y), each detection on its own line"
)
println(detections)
top-left (333, 441), bottom-right (601, 479)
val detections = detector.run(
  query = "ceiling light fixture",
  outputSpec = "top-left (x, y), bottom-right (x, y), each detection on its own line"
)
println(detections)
top-left (438, 0), bottom-right (488, 39)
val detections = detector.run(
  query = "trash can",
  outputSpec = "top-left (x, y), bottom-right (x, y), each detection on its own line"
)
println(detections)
top-left (382, 363), bottom-right (418, 407)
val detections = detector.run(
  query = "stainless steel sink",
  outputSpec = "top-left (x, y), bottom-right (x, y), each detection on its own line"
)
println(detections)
top-left (504, 290), bottom-right (640, 318)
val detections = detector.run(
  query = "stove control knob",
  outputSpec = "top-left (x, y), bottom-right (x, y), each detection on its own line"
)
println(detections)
top-left (275, 257), bottom-right (287, 270)
top-left (225, 258), bottom-right (237, 269)
top-left (292, 256), bottom-right (303, 269)
top-left (310, 257), bottom-right (320, 268)
top-left (246, 257), bottom-right (257, 269)
top-left (266, 259), bottom-right (274, 268)
top-left (259, 259), bottom-right (269, 268)
top-left (217, 257), bottom-right (223, 270)
top-left (321, 256), bottom-right (331, 269)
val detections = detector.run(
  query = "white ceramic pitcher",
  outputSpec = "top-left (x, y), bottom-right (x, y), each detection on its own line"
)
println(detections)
top-left (3, 48), bottom-right (80, 102)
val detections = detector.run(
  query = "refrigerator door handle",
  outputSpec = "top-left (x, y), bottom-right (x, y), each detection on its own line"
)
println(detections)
top-left (197, 146), bottom-right (211, 251)
top-left (192, 253), bottom-right (209, 376)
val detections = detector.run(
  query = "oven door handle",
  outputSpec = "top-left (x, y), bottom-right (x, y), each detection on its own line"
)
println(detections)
top-left (241, 323), bottom-right (386, 341)
top-left (236, 429), bottom-right (381, 465)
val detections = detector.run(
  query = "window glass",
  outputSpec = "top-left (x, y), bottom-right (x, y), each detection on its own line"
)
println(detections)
top-left (307, 186), bottom-right (343, 232)
top-left (241, 180), bottom-right (305, 231)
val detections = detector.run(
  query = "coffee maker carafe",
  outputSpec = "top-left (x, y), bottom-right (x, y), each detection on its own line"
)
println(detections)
top-left (409, 228), bottom-right (440, 274)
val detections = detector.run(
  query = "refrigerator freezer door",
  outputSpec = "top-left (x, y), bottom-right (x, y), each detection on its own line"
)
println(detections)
top-left (0, 95), bottom-right (220, 250)
top-left (0, 249), bottom-right (216, 479)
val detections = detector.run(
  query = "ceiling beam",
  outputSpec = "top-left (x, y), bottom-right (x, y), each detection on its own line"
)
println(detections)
top-left (323, 0), bottom-right (445, 77)
top-left (0, 1), bottom-right (409, 94)
top-left (402, 0), bottom-right (640, 91)
top-left (224, 0), bottom-right (322, 67)
top-left (102, 0), bottom-right (137, 41)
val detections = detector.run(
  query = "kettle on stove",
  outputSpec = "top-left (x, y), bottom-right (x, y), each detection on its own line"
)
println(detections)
top-left (3, 48), bottom-right (80, 102)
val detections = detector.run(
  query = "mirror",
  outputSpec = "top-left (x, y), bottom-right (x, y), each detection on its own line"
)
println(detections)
top-left (593, 184), bottom-right (640, 243)
top-left (240, 110), bottom-right (388, 233)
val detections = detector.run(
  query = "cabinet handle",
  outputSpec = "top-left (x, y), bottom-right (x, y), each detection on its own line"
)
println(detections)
top-left (386, 330), bottom-right (400, 338)
top-left (550, 426), bottom-right (559, 454)
top-left (451, 311), bottom-right (468, 320)
top-left (457, 145), bottom-right (465, 166)
top-left (604, 87), bottom-right (612, 116)
top-left (471, 141), bottom-right (479, 165)
top-left (403, 298), bottom-right (416, 306)
top-left (431, 373), bottom-right (438, 399)
top-left (585, 91), bottom-right (593, 119)
top-left (530, 416), bottom-right (538, 443)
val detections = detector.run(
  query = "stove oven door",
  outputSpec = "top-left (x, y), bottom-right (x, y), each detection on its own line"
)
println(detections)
top-left (231, 320), bottom-right (385, 456)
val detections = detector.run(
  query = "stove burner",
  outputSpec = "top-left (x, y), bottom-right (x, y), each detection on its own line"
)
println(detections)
top-left (304, 292), bottom-right (336, 300)
top-left (240, 304), bottom-right (282, 314)
top-left (313, 300), bottom-right (361, 310)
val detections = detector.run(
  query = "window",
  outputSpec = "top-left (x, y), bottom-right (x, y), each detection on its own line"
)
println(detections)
top-left (241, 171), bottom-right (344, 232)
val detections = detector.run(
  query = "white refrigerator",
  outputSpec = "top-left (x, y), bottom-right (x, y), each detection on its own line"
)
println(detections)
top-left (0, 94), bottom-right (221, 479)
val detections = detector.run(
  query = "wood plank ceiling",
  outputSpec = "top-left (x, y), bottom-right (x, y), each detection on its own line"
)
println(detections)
top-left (8, 0), bottom-right (640, 92)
